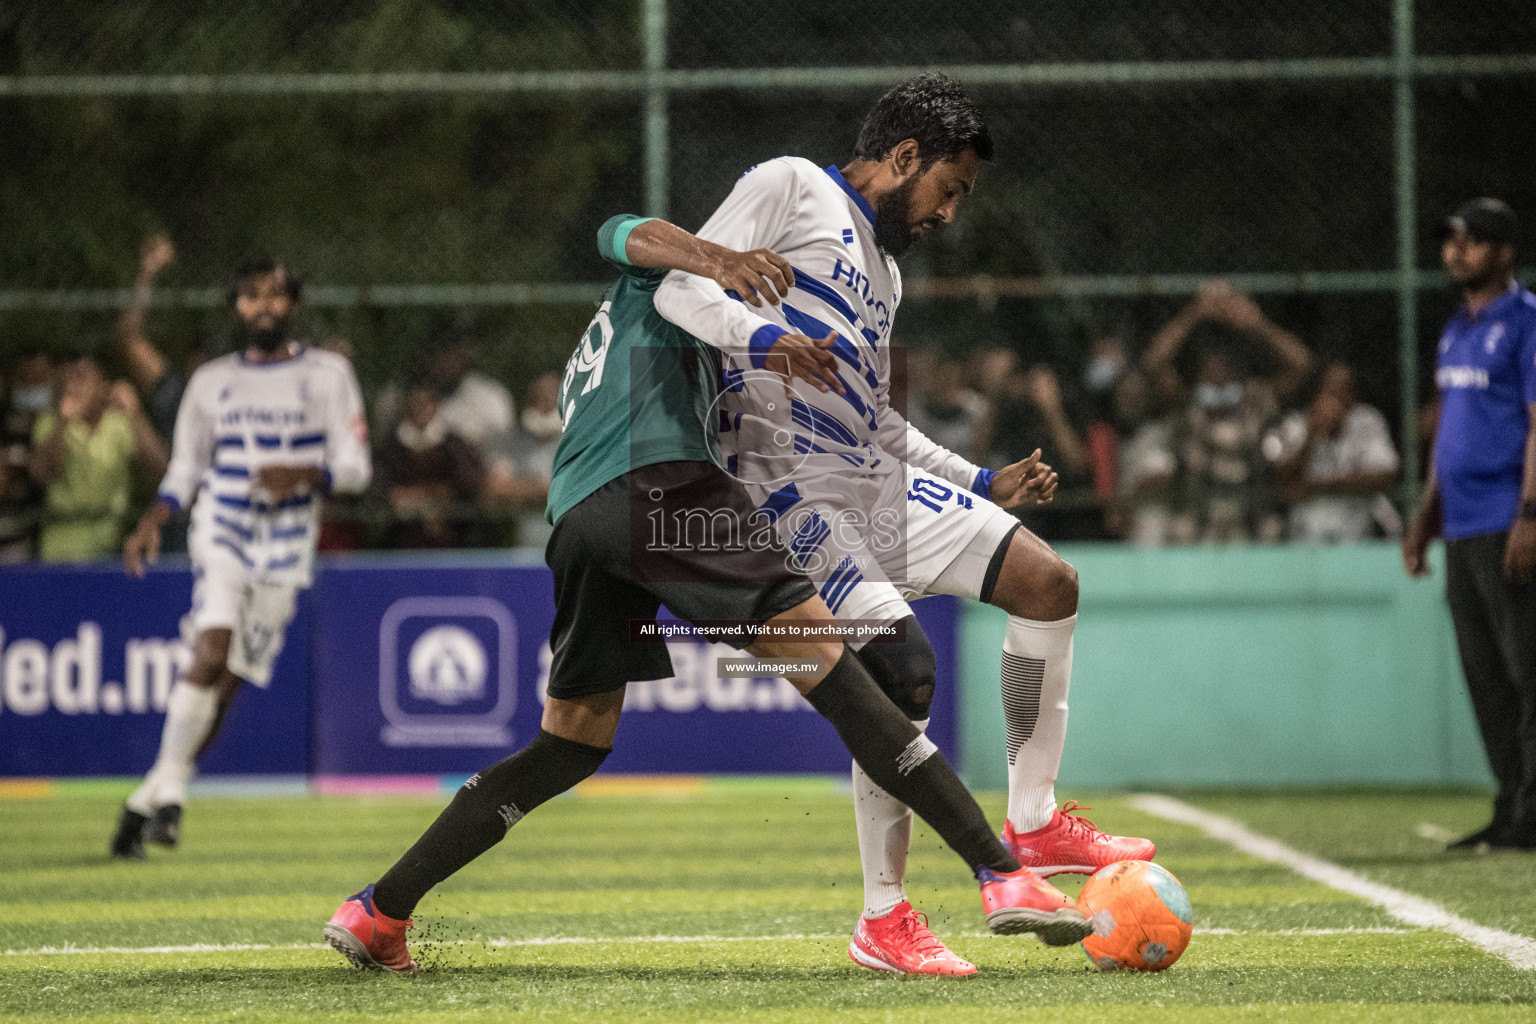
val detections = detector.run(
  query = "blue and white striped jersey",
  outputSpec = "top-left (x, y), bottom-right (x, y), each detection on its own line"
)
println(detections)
top-left (156, 346), bottom-right (371, 586)
top-left (653, 157), bottom-right (988, 511)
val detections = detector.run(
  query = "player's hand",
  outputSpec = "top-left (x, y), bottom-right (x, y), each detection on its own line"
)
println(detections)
top-left (1402, 518), bottom-right (1432, 578)
top-left (765, 332), bottom-right (844, 396)
top-left (123, 519), bottom-right (161, 578)
top-left (256, 465), bottom-right (323, 501)
top-left (989, 449), bottom-right (1059, 509)
top-left (712, 248), bottom-right (794, 308)
top-left (1503, 519), bottom-right (1536, 584)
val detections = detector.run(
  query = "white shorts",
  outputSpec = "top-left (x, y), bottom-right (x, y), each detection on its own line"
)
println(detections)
top-left (181, 552), bottom-right (298, 688)
top-left (775, 463), bottom-right (1020, 642)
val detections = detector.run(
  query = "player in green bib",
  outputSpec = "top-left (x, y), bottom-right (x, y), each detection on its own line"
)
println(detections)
top-left (324, 216), bottom-right (1084, 976)
top-left (546, 216), bottom-right (724, 524)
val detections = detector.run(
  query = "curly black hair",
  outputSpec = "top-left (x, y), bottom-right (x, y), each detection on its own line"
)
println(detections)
top-left (227, 257), bottom-right (303, 305)
top-left (852, 72), bottom-right (994, 166)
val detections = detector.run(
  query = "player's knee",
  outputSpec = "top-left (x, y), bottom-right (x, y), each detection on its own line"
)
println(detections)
top-left (855, 617), bottom-right (937, 721)
top-left (186, 630), bottom-right (232, 688)
top-left (1047, 556), bottom-right (1079, 618)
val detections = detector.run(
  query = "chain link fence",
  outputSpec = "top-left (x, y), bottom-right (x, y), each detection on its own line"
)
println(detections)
top-left (2, 0), bottom-right (1534, 551)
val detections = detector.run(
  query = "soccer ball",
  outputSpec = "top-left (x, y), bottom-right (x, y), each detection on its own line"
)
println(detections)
top-left (1077, 860), bottom-right (1193, 972)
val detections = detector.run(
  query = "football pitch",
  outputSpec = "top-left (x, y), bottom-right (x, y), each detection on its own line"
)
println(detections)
top-left (3, 782), bottom-right (1534, 1023)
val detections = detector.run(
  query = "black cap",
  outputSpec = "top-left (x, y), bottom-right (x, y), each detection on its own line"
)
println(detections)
top-left (1444, 197), bottom-right (1520, 245)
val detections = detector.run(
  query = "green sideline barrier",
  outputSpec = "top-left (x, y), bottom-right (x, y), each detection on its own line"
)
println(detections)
top-left (957, 542), bottom-right (1494, 790)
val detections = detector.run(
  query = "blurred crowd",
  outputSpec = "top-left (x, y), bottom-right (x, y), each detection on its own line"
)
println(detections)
top-left (2, 237), bottom-right (1410, 563)
top-left (1, 235), bottom-right (563, 564)
top-left (905, 280), bottom-right (1405, 546)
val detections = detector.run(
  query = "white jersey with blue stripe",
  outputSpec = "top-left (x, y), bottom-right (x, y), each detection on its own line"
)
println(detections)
top-left (156, 346), bottom-right (371, 587)
top-left (653, 157), bottom-right (989, 511)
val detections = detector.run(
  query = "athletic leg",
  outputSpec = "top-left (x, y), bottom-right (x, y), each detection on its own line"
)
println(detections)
top-left (328, 483), bottom-right (665, 968)
top-left (369, 691), bottom-right (620, 922)
top-left (1445, 534), bottom-right (1534, 844)
top-left (850, 618), bottom-right (935, 920)
top-left (985, 525), bottom-right (1078, 834)
top-left (115, 569), bottom-right (297, 857)
top-left (113, 619), bottom-right (235, 858)
top-left (753, 605), bottom-right (1088, 942)
top-left (124, 627), bottom-right (231, 818)
top-left (749, 601), bottom-right (1017, 877)
top-left (984, 525), bottom-right (1155, 871)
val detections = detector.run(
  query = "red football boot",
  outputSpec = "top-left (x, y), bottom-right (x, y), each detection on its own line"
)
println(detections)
top-left (323, 884), bottom-right (418, 973)
top-left (1004, 801), bottom-right (1156, 877)
top-left (847, 901), bottom-right (977, 976)
top-left (977, 866), bottom-right (1092, 945)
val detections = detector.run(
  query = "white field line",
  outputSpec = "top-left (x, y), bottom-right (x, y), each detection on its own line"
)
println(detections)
top-left (2, 927), bottom-right (1409, 958)
top-left (1417, 822), bottom-right (1457, 844)
top-left (1132, 793), bottom-right (1536, 971)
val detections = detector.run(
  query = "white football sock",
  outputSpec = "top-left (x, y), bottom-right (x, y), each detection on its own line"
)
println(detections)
top-left (853, 718), bottom-right (927, 919)
top-left (1003, 614), bottom-right (1075, 833)
top-left (125, 681), bottom-right (219, 814)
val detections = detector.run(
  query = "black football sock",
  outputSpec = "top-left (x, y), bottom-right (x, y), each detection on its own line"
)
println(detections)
top-left (372, 729), bottom-right (610, 920)
top-left (803, 648), bottom-right (1019, 876)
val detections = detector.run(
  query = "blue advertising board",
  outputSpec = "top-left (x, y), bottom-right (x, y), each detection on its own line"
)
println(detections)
top-left (2, 555), bottom-right (959, 778)
top-left (310, 554), bottom-right (959, 776)
top-left (0, 561), bottom-right (310, 776)
top-left (310, 558), bottom-right (554, 775)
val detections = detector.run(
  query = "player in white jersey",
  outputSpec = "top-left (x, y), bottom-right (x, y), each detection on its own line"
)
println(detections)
top-left (618, 74), bottom-right (1155, 974)
top-left (110, 259), bottom-right (371, 859)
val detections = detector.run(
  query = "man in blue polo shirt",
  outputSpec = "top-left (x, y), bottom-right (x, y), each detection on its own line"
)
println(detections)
top-left (1405, 197), bottom-right (1536, 851)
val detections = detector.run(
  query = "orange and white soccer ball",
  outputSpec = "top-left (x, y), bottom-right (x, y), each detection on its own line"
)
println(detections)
top-left (1077, 860), bottom-right (1193, 972)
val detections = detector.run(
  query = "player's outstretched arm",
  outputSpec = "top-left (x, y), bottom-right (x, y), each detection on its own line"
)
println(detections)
top-left (619, 217), bottom-right (795, 308)
top-left (596, 215), bottom-right (842, 394)
top-left (875, 399), bottom-right (991, 495)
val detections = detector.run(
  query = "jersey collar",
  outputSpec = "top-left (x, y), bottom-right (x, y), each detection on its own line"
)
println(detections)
top-left (238, 341), bottom-right (307, 367)
top-left (824, 164), bottom-right (876, 227)
top-left (1455, 279), bottom-right (1519, 325)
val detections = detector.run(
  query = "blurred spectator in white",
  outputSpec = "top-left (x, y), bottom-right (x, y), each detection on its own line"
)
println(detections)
top-left (1112, 369), bottom-right (1179, 546)
top-left (115, 233), bottom-right (187, 443)
top-left (0, 349), bottom-right (53, 561)
top-left (374, 325), bottom-right (514, 449)
top-left (906, 353), bottom-right (987, 462)
top-left (484, 372), bottom-right (564, 548)
top-left (29, 354), bottom-right (168, 561)
top-left (375, 383), bottom-right (485, 549)
top-left (1269, 361), bottom-right (1400, 543)
top-left (1143, 281), bottom-right (1314, 543)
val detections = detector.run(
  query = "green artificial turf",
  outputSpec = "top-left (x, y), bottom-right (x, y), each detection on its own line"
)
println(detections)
top-left (1, 786), bottom-right (1533, 1022)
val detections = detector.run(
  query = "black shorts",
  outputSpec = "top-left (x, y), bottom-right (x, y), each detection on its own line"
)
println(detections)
top-left (544, 460), bottom-right (817, 700)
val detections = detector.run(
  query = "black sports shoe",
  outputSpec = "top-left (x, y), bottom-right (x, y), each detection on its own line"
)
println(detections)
top-left (145, 804), bottom-right (182, 848)
top-left (111, 806), bottom-right (149, 860)
top-left (1488, 820), bottom-right (1536, 851)
top-left (1446, 819), bottom-right (1510, 850)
